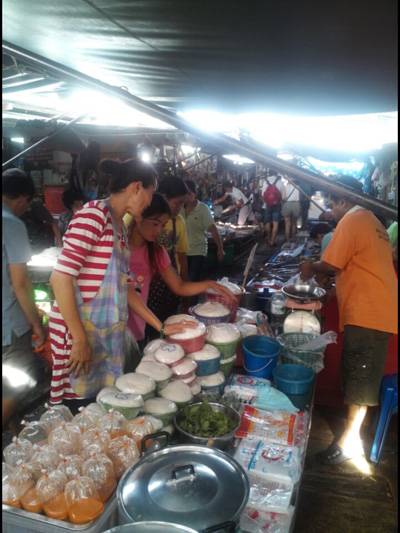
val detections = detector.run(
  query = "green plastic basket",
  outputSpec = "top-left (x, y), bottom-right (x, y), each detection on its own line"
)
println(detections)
top-left (205, 335), bottom-right (242, 359)
top-left (277, 332), bottom-right (324, 368)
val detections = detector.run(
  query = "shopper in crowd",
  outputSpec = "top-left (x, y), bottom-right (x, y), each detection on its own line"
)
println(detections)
top-left (2, 169), bottom-right (47, 433)
top-left (181, 180), bottom-right (225, 304)
top-left (281, 177), bottom-right (301, 242)
top-left (58, 189), bottom-right (85, 238)
top-left (213, 180), bottom-right (256, 226)
top-left (49, 159), bottom-right (194, 407)
top-left (127, 193), bottom-right (235, 352)
top-left (300, 175), bottom-right (398, 465)
top-left (261, 169), bottom-right (284, 246)
top-left (309, 222), bottom-right (334, 255)
top-left (20, 194), bottom-right (63, 253)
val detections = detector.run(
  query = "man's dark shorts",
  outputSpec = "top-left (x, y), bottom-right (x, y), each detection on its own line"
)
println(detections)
top-left (340, 325), bottom-right (392, 406)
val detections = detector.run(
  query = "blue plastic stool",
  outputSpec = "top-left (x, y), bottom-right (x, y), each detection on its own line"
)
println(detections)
top-left (370, 374), bottom-right (398, 466)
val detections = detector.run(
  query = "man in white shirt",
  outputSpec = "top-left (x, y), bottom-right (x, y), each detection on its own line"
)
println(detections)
top-left (213, 181), bottom-right (255, 226)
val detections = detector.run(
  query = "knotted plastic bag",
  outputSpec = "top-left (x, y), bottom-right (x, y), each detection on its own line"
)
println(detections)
top-left (7, 460), bottom-right (42, 502)
top-left (64, 475), bottom-right (104, 524)
top-left (96, 408), bottom-right (127, 439)
top-left (107, 435), bottom-right (140, 479)
top-left (82, 452), bottom-right (116, 502)
top-left (79, 427), bottom-right (111, 459)
top-left (40, 403), bottom-right (73, 433)
top-left (125, 416), bottom-right (155, 453)
top-left (57, 454), bottom-right (84, 480)
top-left (73, 406), bottom-right (100, 432)
top-left (2, 462), bottom-right (21, 508)
top-left (3, 437), bottom-right (34, 467)
top-left (36, 469), bottom-right (68, 520)
top-left (18, 419), bottom-right (48, 446)
top-left (48, 422), bottom-right (82, 456)
top-left (29, 443), bottom-right (60, 471)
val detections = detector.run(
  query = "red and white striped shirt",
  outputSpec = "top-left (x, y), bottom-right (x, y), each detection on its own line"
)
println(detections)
top-left (49, 200), bottom-right (127, 404)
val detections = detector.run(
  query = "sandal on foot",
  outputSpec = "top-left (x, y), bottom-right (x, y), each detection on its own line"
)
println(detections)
top-left (316, 443), bottom-right (353, 465)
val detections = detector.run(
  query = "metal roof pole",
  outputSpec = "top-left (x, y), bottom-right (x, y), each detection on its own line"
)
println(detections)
top-left (2, 40), bottom-right (397, 221)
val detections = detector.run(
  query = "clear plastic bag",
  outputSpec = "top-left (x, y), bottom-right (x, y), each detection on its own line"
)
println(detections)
top-left (240, 504), bottom-right (295, 533)
top-left (79, 427), bottom-right (111, 460)
top-left (18, 420), bottom-right (49, 446)
top-left (64, 475), bottom-right (104, 524)
top-left (84, 402), bottom-right (106, 420)
top-left (57, 454), bottom-right (84, 480)
top-left (96, 408), bottom-right (128, 439)
top-left (107, 435), bottom-right (140, 479)
top-left (2, 462), bottom-right (21, 508)
top-left (3, 437), bottom-right (34, 467)
top-left (7, 460), bottom-right (42, 502)
top-left (36, 469), bottom-right (69, 520)
top-left (29, 443), bottom-right (60, 471)
top-left (40, 403), bottom-right (73, 433)
top-left (125, 416), bottom-right (155, 453)
top-left (82, 452), bottom-right (116, 502)
top-left (48, 422), bottom-right (82, 456)
top-left (73, 406), bottom-right (99, 432)
top-left (247, 473), bottom-right (294, 513)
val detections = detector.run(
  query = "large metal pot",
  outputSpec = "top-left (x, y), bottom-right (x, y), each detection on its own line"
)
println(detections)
top-left (117, 437), bottom-right (249, 532)
top-left (173, 402), bottom-right (241, 450)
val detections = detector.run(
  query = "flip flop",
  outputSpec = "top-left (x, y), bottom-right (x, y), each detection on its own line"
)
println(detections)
top-left (316, 443), bottom-right (353, 465)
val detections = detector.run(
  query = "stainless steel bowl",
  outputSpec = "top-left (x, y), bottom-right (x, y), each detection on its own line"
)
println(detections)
top-left (173, 401), bottom-right (241, 450)
top-left (282, 284), bottom-right (326, 302)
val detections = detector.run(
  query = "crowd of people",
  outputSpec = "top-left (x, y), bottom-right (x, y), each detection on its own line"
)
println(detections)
top-left (2, 161), bottom-right (398, 474)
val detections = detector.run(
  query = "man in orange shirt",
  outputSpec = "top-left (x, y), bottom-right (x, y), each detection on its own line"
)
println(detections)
top-left (300, 175), bottom-right (398, 465)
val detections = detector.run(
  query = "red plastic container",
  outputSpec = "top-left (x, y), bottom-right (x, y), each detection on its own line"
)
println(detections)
top-left (44, 186), bottom-right (66, 215)
top-left (204, 287), bottom-right (245, 322)
top-left (165, 332), bottom-right (206, 355)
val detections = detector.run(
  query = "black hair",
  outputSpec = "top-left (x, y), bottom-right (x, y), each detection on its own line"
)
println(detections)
top-left (129, 193), bottom-right (171, 276)
top-left (157, 176), bottom-right (188, 199)
top-left (99, 158), bottom-right (158, 193)
top-left (2, 168), bottom-right (36, 200)
top-left (222, 180), bottom-right (233, 189)
top-left (267, 169), bottom-right (279, 177)
top-left (185, 180), bottom-right (197, 194)
top-left (310, 222), bottom-right (332, 239)
top-left (328, 175), bottom-right (363, 203)
top-left (61, 189), bottom-right (85, 210)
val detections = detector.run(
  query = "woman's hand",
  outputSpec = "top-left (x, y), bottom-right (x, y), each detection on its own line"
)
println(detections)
top-left (163, 320), bottom-right (198, 337)
top-left (208, 281), bottom-right (237, 302)
top-left (66, 337), bottom-right (93, 378)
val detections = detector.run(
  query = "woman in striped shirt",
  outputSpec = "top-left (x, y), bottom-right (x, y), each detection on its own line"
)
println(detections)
top-left (49, 159), bottom-right (195, 406)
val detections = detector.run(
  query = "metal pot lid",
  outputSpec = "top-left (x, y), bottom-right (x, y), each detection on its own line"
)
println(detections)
top-left (104, 523), bottom-right (199, 533)
top-left (282, 284), bottom-right (326, 302)
top-left (118, 444), bottom-right (249, 531)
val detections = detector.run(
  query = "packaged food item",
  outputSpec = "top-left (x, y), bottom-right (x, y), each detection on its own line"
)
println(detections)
top-left (240, 504), bottom-right (295, 532)
top-left (193, 301), bottom-right (230, 317)
top-left (154, 343), bottom-right (185, 367)
top-left (96, 408), bottom-right (128, 439)
top-left (18, 419), bottom-right (49, 446)
top-left (187, 344), bottom-right (221, 361)
top-left (246, 474), bottom-right (294, 513)
top-left (36, 469), bottom-right (69, 520)
top-left (29, 443), bottom-right (60, 471)
top-left (107, 435), bottom-right (140, 478)
top-left (97, 392), bottom-right (144, 421)
top-left (115, 373), bottom-right (156, 401)
top-left (234, 438), bottom-right (301, 484)
top-left (190, 382), bottom-right (202, 397)
top-left (165, 314), bottom-right (206, 340)
top-left (158, 380), bottom-right (193, 408)
top-left (171, 359), bottom-right (198, 379)
top-left (20, 486), bottom-right (43, 514)
top-left (80, 427), bottom-right (111, 459)
top-left (3, 437), bottom-right (34, 467)
top-left (56, 454), bottom-right (84, 480)
top-left (135, 360), bottom-right (173, 391)
top-left (125, 416), bottom-right (155, 453)
top-left (85, 402), bottom-right (107, 420)
top-left (196, 371), bottom-right (225, 388)
top-left (143, 338), bottom-right (171, 355)
top-left (73, 406), bottom-right (100, 432)
top-left (141, 352), bottom-right (156, 362)
top-left (96, 386), bottom-right (119, 404)
top-left (48, 422), bottom-right (82, 456)
top-left (7, 460), bottom-right (42, 502)
top-left (207, 277), bottom-right (242, 295)
top-left (206, 323), bottom-right (241, 343)
top-left (2, 462), bottom-right (21, 508)
top-left (39, 403), bottom-right (73, 433)
top-left (64, 475), bottom-right (104, 524)
top-left (82, 452), bottom-right (116, 502)
top-left (224, 374), bottom-right (272, 407)
top-left (143, 397), bottom-right (178, 426)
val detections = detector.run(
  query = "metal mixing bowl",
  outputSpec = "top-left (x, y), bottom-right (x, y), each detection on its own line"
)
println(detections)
top-left (282, 284), bottom-right (326, 301)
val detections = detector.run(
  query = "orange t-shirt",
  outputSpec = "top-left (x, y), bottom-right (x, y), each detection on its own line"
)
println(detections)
top-left (322, 208), bottom-right (398, 333)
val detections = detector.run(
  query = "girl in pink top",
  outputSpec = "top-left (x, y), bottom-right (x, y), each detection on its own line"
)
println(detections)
top-left (127, 193), bottom-right (235, 349)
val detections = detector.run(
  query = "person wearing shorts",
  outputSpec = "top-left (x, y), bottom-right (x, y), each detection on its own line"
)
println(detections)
top-left (281, 179), bottom-right (300, 241)
top-left (300, 175), bottom-right (397, 466)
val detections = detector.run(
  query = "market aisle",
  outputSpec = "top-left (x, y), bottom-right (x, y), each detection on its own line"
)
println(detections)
top-left (294, 405), bottom-right (398, 533)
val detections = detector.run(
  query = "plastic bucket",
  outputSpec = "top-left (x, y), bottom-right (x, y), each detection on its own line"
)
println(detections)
top-left (273, 363), bottom-right (315, 395)
top-left (242, 335), bottom-right (281, 379)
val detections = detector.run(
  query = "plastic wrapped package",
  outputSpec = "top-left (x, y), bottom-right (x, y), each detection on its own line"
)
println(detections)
top-left (64, 475), bottom-right (104, 524)
top-left (79, 427), bottom-right (112, 459)
top-left (142, 414), bottom-right (163, 432)
top-left (39, 403), bottom-right (73, 433)
top-left (224, 375), bottom-right (271, 407)
top-left (56, 454), bottom-right (84, 480)
top-left (3, 437), bottom-right (34, 467)
top-left (142, 338), bottom-right (171, 355)
top-left (135, 360), bottom-right (173, 391)
top-left (154, 343), bottom-right (186, 366)
top-left (84, 402), bottom-right (106, 420)
top-left (7, 460), bottom-right (42, 503)
top-left (171, 359), bottom-right (198, 379)
top-left (234, 439), bottom-right (301, 484)
top-left (125, 416), bottom-right (156, 452)
top-left (2, 462), bottom-right (21, 508)
top-left (29, 443), bottom-right (60, 471)
top-left (205, 323), bottom-right (241, 343)
top-left (246, 473), bottom-right (294, 513)
top-left (115, 373), bottom-right (156, 401)
top-left (107, 435), bottom-right (140, 478)
top-left (82, 452), bottom-right (117, 502)
top-left (96, 409), bottom-right (128, 439)
top-left (36, 469), bottom-right (68, 520)
top-left (97, 392), bottom-right (144, 421)
top-left (73, 406), bottom-right (101, 432)
top-left (240, 505), bottom-right (295, 533)
top-left (158, 380), bottom-right (193, 408)
top-left (18, 420), bottom-right (48, 446)
top-left (20, 485), bottom-right (43, 514)
top-left (48, 422), bottom-right (82, 456)
top-left (96, 386), bottom-right (119, 403)
top-left (164, 314), bottom-right (206, 340)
